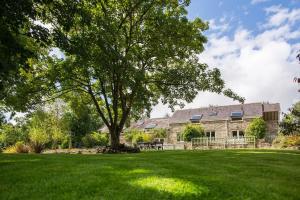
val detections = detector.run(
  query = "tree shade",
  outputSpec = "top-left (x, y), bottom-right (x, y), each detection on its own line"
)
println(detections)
top-left (4, 0), bottom-right (244, 149)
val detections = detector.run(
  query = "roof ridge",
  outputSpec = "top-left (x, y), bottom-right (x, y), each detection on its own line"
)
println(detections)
top-left (173, 102), bottom-right (269, 112)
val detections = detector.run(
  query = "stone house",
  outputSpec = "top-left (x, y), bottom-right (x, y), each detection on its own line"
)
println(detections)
top-left (127, 102), bottom-right (280, 144)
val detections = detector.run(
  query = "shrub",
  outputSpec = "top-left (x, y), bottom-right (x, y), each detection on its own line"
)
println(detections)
top-left (3, 141), bottom-right (29, 153)
top-left (82, 132), bottom-right (109, 148)
top-left (151, 128), bottom-right (167, 138)
top-left (182, 124), bottom-right (204, 142)
top-left (3, 145), bottom-right (17, 153)
top-left (0, 124), bottom-right (28, 148)
top-left (124, 129), bottom-right (142, 142)
top-left (132, 133), bottom-right (144, 144)
top-left (272, 134), bottom-right (300, 148)
top-left (124, 128), bottom-right (162, 144)
top-left (245, 117), bottom-right (266, 139)
top-left (28, 127), bottom-right (50, 153)
top-left (272, 133), bottom-right (285, 148)
top-left (15, 141), bottom-right (29, 153)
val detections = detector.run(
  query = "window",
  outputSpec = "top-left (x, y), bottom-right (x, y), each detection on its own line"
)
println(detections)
top-left (209, 111), bottom-right (218, 116)
top-left (232, 130), bottom-right (244, 138)
top-left (231, 111), bottom-right (243, 121)
top-left (206, 131), bottom-right (215, 138)
top-left (177, 133), bottom-right (184, 142)
top-left (239, 131), bottom-right (244, 137)
top-left (145, 123), bottom-right (157, 129)
top-left (211, 131), bottom-right (215, 137)
top-left (232, 131), bottom-right (238, 137)
top-left (232, 117), bottom-right (242, 121)
top-left (190, 114), bottom-right (203, 123)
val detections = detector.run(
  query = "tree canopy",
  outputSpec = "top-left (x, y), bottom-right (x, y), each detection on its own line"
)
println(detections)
top-left (0, 0), bottom-right (51, 100)
top-left (3, 0), bottom-right (244, 149)
top-left (280, 101), bottom-right (300, 135)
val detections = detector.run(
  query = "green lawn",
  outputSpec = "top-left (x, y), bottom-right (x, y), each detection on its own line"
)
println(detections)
top-left (0, 150), bottom-right (299, 200)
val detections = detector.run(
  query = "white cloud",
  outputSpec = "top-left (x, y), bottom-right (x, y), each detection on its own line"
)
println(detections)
top-left (208, 19), bottom-right (230, 34)
top-left (251, 0), bottom-right (269, 5)
top-left (151, 5), bottom-right (300, 118)
top-left (264, 5), bottom-right (300, 28)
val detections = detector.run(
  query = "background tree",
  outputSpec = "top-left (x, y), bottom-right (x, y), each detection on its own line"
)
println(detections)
top-left (245, 117), bottom-right (266, 139)
top-left (62, 93), bottom-right (103, 147)
top-left (280, 101), bottom-right (300, 135)
top-left (6, 0), bottom-right (244, 150)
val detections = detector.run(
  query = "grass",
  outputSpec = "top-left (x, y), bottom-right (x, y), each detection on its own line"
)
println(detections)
top-left (0, 150), bottom-right (299, 200)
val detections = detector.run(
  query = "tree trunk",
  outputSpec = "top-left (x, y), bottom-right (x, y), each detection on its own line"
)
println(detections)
top-left (110, 130), bottom-right (120, 150)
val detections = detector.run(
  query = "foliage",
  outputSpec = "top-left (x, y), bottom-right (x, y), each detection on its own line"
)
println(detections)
top-left (28, 126), bottom-right (50, 153)
top-left (3, 141), bottom-right (29, 153)
top-left (62, 94), bottom-right (103, 147)
top-left (15, 141), bottom-right (29, 153)
top-left (280, 101), bottom-right (300, 135)
top-left (150, 128), bottom-right (167, 138)
top-left (0, 111), bottom-right (6, 126)
top-left (0, 0), bottom-right (51, 100)
top-left (182, 124), bottom-right (204, 141)
top-left (124, 129), bottom-right (159, 144)
top-left (245, 117), bottom-right (266, 139)
top-left (7, 0), bottom-right (244, 149)
top-left (0, 123), bottom-right (29, 148)
top-left (272, 134), bottom-right (300, 148)
top-left (82, 132), bottom-right (109, 148)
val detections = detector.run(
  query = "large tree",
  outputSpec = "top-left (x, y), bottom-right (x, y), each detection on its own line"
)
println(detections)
top-left (0, 0), bottom-right (51, 100)
top-left (7, 0), bottom-right (244, 150)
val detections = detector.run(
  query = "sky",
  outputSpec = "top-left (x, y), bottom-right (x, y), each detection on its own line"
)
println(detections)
top-left (150, 0), bottom-right (300, 118)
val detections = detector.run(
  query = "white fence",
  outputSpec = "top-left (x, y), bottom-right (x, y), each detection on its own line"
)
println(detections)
top-left (192, 136), bottom-right (256, 149)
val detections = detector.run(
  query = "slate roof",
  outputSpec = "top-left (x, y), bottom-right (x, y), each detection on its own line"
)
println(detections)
top-left (100, 102), bottom-right (280, 131)
top-left (169, 102), bottom-right (280, 124)
top-left (130, 117), bottom-right (170, 130)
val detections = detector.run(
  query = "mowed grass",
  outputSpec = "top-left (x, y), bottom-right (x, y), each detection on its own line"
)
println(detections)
top-left (0, 150), bottom-right (299, 200)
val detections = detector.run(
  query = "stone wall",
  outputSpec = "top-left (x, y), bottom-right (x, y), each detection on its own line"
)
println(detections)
top-left (265, 120), bottom-right (279, 136)
top-left (167, 118), bottom-right (278, 144)
top-left (168, 120), bottom-right (233, 143)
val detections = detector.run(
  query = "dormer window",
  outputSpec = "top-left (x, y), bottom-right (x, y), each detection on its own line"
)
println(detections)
top-left (145, 123), bottom-right (157, 129)
top-left (231, 111), bottom-right (243, 121)
top-left (190, 114), bottom-right (203, 123)
top-left (209, 111), bottom-right (218, 116)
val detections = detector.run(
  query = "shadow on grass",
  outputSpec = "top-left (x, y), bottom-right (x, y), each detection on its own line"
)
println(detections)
top-left (1, 150), bottom-right (300, 200)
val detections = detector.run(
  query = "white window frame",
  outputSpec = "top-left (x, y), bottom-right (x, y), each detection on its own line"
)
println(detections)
top-left (205, 131), bottom-right (215, 139)
top-left (232, 130), bottom-right (244, 138)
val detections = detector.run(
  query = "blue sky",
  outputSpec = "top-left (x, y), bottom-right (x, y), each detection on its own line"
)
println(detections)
top-left (151, 0), bottom-right (300, 117)
top-left (188, 0), bottom-right (300, 34)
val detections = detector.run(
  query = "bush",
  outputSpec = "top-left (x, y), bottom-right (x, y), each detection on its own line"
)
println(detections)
top-left (82, 132), bottom-right (109, 148)
top-left (28, 127), bottom-right (50, 153)
top-left (124, 129), bottom-right (141, 143)
top-left (3, 145), bottom-right (17, 153)
top-left (151, 128), bottom-right (167, 138)
top-left (125, 128), bottom-right (166, 144)
top-left (245, 118), bottom-right (266, 139)
top-left (0, 124), bottom-right (28, 148)
top-left (132, 133), bottom-right (144, 144)
top-left (182, 124), bottom-right (204, 142)
top-left (272, 134), bottom-right (300, 148)
top-left (15, 141), bottom-right (29, 153)
top-left (3, 141), bottom-right (29, 153)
